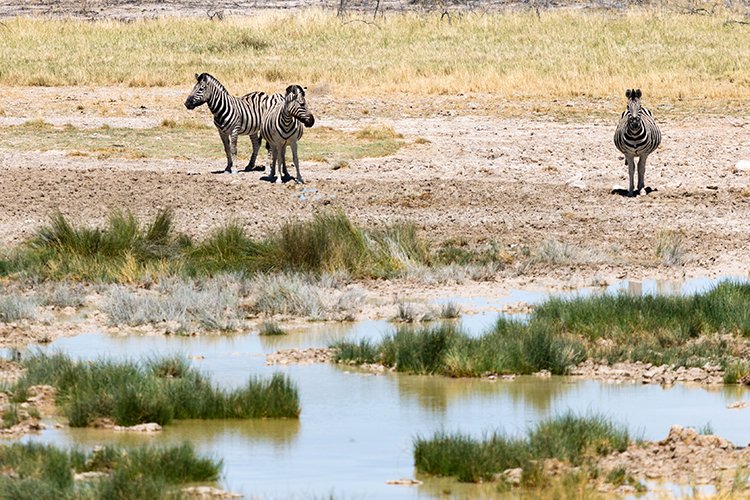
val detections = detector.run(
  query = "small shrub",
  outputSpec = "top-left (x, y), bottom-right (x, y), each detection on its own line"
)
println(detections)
top-left (439, 302), bottom-right (461, 319)
top-left (259, 321), bottom-right (286, 336)
top-left (2, 405), bottom-right (20, 429)
top-left (0, 293), bottom-right (37, 323)
top-left (36, 281), bottom-right (86, 308)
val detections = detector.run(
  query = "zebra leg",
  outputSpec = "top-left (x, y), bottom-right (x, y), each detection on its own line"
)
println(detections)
top-left (228, 130), bottom-right (240, 174)
top-left (280, 145), bottom-right (293, 183)
top-left (260, 146), bottom-right (278, 183)
top-left (626, 156), bottom-right (637, 197)
top-left (290, 141), bottom-right (304, 184)
top-left (220, 132), bottom-right (233, 173)
top-left (244, 134), bottom-right (264, 172)
top-left (636, 154), bottom-right (648, 193)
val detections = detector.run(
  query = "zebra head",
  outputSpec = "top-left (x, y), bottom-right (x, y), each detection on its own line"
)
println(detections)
top-left (184, 73), bottom-right (213, 110)
top-left (625, 88), bottom-right (643, 127)
top-left (285, 85), bottom-right (315, 128)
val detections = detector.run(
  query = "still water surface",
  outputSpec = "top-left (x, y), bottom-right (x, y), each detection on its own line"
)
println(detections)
top-left (17, 276), bottom-right (750, 498)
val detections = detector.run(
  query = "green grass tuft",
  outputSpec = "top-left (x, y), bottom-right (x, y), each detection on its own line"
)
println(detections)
top-left (414, 412), bottom-right (629, 483)
top-left (13, 352), bottom-right (300, 427)
top-left (0, 441), bottom-right (221, 499)
top-left (259, 321), bottom-right (287, 336)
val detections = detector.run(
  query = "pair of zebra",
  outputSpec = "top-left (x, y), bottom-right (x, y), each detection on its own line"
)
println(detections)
top-left (184, 73), bottom-right (315, 184)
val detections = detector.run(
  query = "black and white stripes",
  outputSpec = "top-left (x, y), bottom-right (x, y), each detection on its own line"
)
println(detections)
top-left (184, 73), bottom-right (275, 173)
top-left (260, 84), bottom-right (315, 184)
top-left (613, 88), bottom-right (662, 197)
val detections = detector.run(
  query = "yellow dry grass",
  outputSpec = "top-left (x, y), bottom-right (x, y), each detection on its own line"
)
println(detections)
top-left (0, 8), bottom-right (748, 102)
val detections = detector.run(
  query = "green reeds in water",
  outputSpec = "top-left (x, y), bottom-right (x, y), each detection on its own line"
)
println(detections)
top-left (12, 353), bottom-right (300, 427)
top-left (333, 322), bottom-right (585, 377)
top-left (259, 321), bottom-right (287, 336)
top-left (0, 441), bottom-right (220, 500)
top-left (414, 412), bottom-right (629, 483)
top-left (336, 281), bottom-right (750, 378)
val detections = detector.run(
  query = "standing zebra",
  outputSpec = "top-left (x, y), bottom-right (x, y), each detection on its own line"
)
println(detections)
top-left (614, 89), bottom-right (662, 197)
top-left (261, 85), bottom-right (315, 184)
top-left (184, 73), bottom-right (274, 174)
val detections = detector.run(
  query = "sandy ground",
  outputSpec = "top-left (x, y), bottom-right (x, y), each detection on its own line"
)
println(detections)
top-left (1, 86), bottom-right (749, 289)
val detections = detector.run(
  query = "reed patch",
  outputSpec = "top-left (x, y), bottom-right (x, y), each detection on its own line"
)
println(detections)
top-left (414, 412), bottom-right (630, 484)
top-left (11, 353), bottom-right (300, 427)
top-left (0, 441), bottom-right (221, 499)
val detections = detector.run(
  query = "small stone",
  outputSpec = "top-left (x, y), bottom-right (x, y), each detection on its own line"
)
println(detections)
top-left (385, 478), bottom-right (423, 486)
top-left (727, 401), bottom-right (749, 410)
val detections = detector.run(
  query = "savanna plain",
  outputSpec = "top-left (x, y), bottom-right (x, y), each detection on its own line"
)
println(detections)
top-left (2, 1), bottom-right (750, 498)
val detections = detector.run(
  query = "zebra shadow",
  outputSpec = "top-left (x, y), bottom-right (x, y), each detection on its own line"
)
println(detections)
top-left (611, 186), bottom-right (657, 197)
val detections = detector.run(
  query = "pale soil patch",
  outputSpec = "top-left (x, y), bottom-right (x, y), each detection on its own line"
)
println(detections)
top-left (599, 425), bottom-right (750, 491)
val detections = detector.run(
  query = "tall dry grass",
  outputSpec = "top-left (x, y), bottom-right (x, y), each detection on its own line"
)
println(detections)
top-left (0, 9), bottom-right (748, 100)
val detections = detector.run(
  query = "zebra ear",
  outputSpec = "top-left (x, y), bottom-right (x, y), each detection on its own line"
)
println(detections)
top-left (625, 89), bottom-right (632, 98)
top-left (195, 73), bottom-right (200, 81)
top-left (634, 89), bottom-right (642, 98)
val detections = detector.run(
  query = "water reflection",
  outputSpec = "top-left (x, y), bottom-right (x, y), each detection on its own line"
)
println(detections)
top-left (34, 418), bottom-right (301, 450)
top-left (393, 373), bottom-right (576, 415)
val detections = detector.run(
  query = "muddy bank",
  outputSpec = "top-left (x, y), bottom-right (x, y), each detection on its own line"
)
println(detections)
top-left (599, 425), bottom-right (750, 491)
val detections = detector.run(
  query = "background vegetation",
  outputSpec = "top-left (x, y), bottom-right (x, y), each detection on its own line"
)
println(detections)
top-left (0, 8), bottom-right (748, 104)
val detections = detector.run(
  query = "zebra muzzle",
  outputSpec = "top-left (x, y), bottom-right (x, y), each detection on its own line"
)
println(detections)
top-left (302, 115), bottom-right (315, 128)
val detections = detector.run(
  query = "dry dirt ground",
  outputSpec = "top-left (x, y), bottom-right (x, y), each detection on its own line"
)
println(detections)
top-left (1, 86), bottom-right (749, 290)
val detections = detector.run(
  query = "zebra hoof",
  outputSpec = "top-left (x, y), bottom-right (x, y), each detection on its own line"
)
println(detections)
top-left (294, 178), bottom-right (305, 185)
top-left (281, 175), bottom-right (294, 184)
top-left (244, 166), bottom-right (265, 172)
top-left (260, 175), bottom-right (277, 183)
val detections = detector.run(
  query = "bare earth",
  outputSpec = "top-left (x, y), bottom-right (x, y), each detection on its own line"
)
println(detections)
top-left (1, 86), bottom-right (749, 290)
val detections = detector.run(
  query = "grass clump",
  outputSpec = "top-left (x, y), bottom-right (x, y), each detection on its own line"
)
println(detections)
top-left (4, 209), bottom-right (429, 283)
top-left (12, 352), bottom-right (300, 427)
top-left (0, 293), bottom-right (37, 323)
top-left (10, 209), bottom-right (187, 282)
top-left (333, 322), bottom-right (585, 377)
top-left (415, 412), bottom-right (629, 483)
top-left (414, 431), bottom-right (530, 483)
top-left (533, 280), bottom-right (750, 365)
top-left (259, 321), bottom-right (287, 336)
top-left (439, 302), bottom-right (461, 319)
top-left (103, 277), bottom-right (241, 333)
top-left (337, 281), bottom-right (750, 378)
top-left (0, 441), bottom-right (220, 500)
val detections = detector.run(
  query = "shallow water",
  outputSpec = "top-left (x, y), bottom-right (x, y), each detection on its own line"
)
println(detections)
top-left (13, 276), bottom-right (750, 498)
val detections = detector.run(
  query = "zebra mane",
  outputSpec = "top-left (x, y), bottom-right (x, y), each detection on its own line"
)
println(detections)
top-left (197, 73), bottom-right (228, 94)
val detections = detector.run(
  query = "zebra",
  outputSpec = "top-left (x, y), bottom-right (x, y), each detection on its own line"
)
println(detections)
top-left (260, 84), bottom-right (315, 184)
top-left (613, 88), bottom-right (662, 197)
top-left (184, 73), bottom-right (275, 174)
